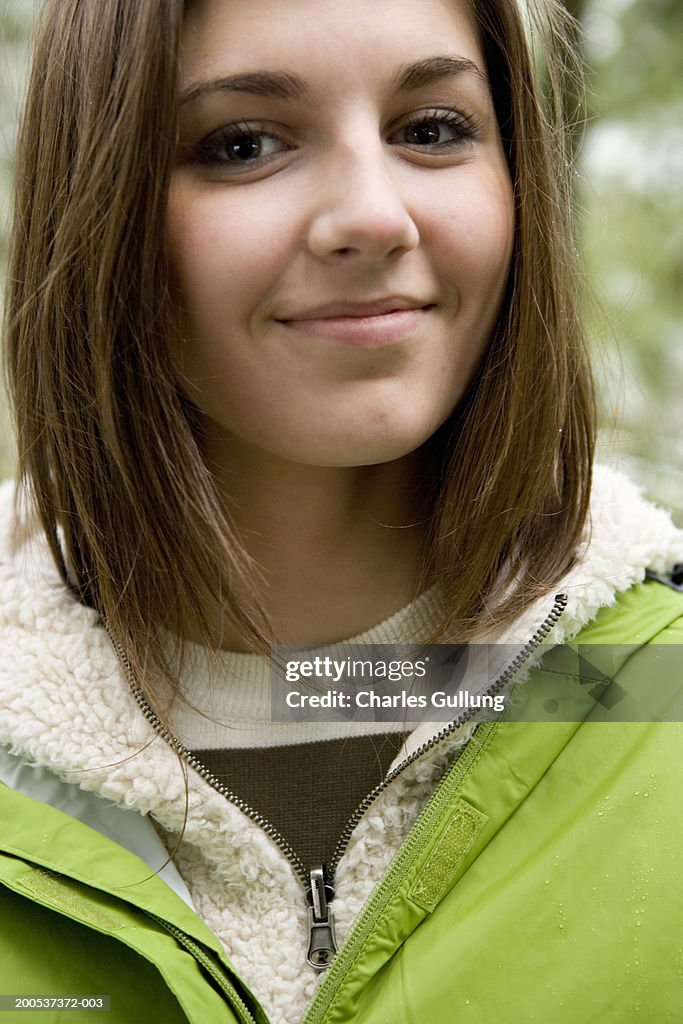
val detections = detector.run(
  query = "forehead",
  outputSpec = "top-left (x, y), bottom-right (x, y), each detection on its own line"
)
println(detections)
top-left (180, 0), bottom-right (485, 89)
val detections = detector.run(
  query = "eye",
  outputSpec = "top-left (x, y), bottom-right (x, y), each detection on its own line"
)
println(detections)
top-left (389, 109), bottom-right (479, 150)
top-left (193, 122), bottom-right (292, 167)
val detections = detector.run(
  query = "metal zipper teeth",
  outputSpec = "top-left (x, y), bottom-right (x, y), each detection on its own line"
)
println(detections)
top-left (302, 721), bottom-right (502, 1024)
top-left (104, 625), bottom-right (311, 889)
top-left (106, 590), bottom-right (566, 897)
top-left (327, 591), bottom-right (568, 878)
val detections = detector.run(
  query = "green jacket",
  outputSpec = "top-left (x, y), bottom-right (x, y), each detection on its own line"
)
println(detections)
top-left (2, 578), bottom-right (683, 1023)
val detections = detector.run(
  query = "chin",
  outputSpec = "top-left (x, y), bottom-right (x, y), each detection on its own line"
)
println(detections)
top-left (286, 417), bottom-right (447, 469)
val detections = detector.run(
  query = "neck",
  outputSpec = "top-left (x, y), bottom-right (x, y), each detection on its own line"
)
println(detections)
top-left (204, 436), bottom-right (431, 649)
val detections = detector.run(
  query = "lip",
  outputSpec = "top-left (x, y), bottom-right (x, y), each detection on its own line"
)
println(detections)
top-left (277, 299), bottom-right (434, 347)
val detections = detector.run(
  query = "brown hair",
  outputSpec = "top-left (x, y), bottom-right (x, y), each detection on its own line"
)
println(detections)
top-left (3, 0), bottom-right (594, 701)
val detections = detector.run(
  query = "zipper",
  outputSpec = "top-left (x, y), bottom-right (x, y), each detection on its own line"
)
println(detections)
top-left (105, 592), bottom-right (566, 991)
top-left (105, 625), bottom-right (312, 887)
top-left (301, 719), bottom-right (500, 1024)
top-left (326, 591), bottom-right (567, 880)
top-left (302, 591), bottom-right (568, 1024)
top-left (306, 865), bottom-right (338, 970)
top-left (148, 912), bottom-right (258, 1024)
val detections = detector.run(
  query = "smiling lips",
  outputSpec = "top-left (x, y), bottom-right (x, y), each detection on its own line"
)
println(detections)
top-left (278, 299), bottom-right (434, 346)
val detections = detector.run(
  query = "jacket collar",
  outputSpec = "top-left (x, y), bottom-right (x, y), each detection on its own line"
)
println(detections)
top-left (1, 463), bottom-right (682, 860)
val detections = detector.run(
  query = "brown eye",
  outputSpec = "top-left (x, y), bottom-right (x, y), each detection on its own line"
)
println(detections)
top-left (405, 122), bottom-right (444, 146)
top-left (390, 110), bottom-right (478, 150)
top-left (195, 123), bottom-right (291, 166)
top-left (226, 133), bottom-right (265, 161)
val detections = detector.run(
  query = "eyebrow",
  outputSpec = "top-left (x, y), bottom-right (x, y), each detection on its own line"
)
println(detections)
top-left (179, 54), bottom-right (488, 107)
top-left (393, 55), bottom-right (489, 93)
top-left (180, 71), bottom-right (307, 106)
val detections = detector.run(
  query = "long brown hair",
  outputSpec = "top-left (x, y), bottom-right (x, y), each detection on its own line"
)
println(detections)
top-left (3, 0), bottom-right (594, 703)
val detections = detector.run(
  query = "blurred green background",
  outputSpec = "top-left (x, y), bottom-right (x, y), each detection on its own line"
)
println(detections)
top-left (1, 0), bottom-right (682, 521)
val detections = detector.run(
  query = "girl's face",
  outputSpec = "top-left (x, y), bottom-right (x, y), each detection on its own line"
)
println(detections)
top-left (167, 0), bottom-right (514, 469)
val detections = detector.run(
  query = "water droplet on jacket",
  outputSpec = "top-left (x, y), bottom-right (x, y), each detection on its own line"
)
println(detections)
top-left (464, 999), bottom-right (471, 1006)
top-left (544, 879), bottom-right (550, 885)
top-left (635, 920), bottom-right (642, 927)
top-left (634, 790), bottom-right (640, 796)
top-left (642, 792), bottom-right (649, 798)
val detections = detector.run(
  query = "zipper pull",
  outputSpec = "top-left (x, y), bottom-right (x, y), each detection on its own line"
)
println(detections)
top-left (306, 865), bottom-right (338, 971)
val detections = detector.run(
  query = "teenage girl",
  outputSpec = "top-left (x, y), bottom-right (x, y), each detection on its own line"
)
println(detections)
top-left (1, 0), bottom-right (682, 1022)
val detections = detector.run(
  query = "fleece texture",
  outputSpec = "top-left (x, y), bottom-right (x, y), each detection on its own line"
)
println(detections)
top-left (1, 464), bottom-right (682, 1023)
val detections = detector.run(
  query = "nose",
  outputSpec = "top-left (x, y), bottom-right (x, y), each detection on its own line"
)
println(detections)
top-left (306, 141), bottom-right (420, 262)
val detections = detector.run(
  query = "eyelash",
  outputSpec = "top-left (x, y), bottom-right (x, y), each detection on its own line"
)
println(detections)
top-left (190, 108), bottom-right (481, 171)
top-left (193, 120), bottom-right (289, 166)
top-left (393, 108), bottom-right (480, 149)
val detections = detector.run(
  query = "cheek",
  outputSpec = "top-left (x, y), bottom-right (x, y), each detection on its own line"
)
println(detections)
top-left (165, 181), bottom-right (289, 332)
top-left (425, 168), bottom-right (514, 304)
